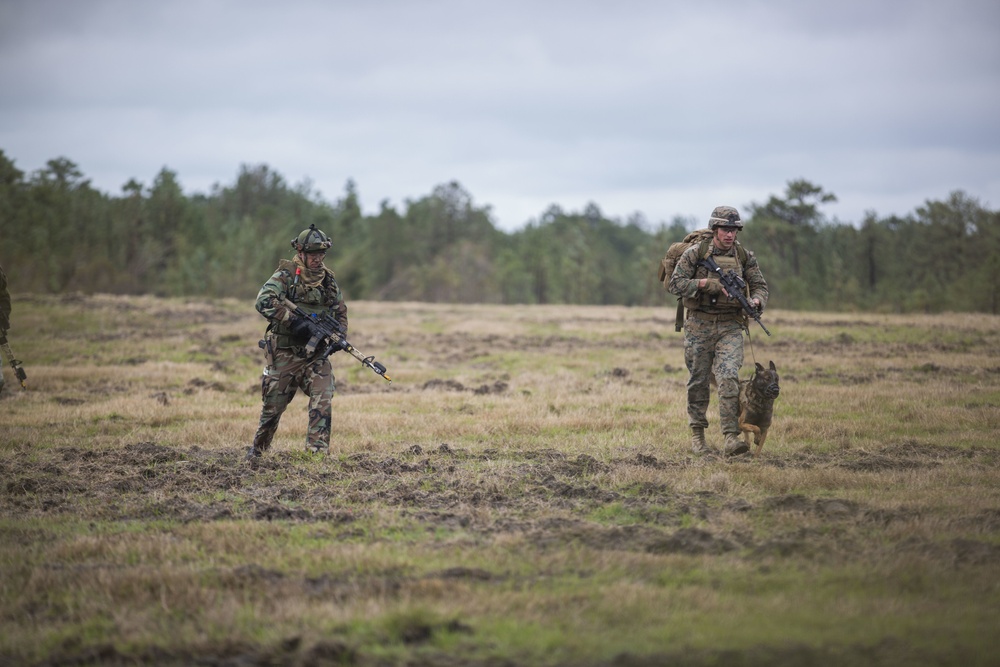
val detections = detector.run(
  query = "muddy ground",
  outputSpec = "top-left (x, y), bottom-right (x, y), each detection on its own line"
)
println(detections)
top-left (6, 439), bottom-right (999, 561)
top-left (2, 297), bottom-right (999, 665)
top-left (4, 439), bottom-right (999, 666)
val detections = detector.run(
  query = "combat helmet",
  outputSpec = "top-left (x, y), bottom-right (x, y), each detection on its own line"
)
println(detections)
top-left (291, 224), bottom-right (333, 253)
top-left (709, 206), bottom-right (743, 230)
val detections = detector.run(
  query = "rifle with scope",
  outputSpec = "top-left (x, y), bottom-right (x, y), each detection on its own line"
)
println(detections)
top-left (698, 256), bottom-right (772, 336)
top-left (274, 297), bottom-right (392, 382)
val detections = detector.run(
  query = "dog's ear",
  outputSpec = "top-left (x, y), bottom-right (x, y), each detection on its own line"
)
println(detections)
top-left (769, 360), bottom-right (776, 371)
top-left (756, 362), bottom-right (765, 372)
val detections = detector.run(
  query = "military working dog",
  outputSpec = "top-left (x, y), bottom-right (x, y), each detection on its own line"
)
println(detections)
top-left (738, 361), bottom-right (780, 457)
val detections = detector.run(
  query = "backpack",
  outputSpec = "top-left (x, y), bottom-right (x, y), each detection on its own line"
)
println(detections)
top-left (657, 229), bottom-right (748, 332)
top-left (658, 229), bottom-right (714, 287)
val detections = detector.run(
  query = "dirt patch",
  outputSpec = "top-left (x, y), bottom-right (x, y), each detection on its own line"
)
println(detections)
top-left (121, 441), bottom-right (188, 465)
top-left (185, 377), bottom-right (228, 393)
top-left (759, 495), bottom-right (860, 518)
top-left (51, 396), bottom-right (86, 406)
top-left (421, 378), bottom-right (509, 395)
top-left (526, 521), bottom-right (666, 552)
top-left (891, 535), bottom-right (1000, 567)
top-left (423, 378), bottom-right (468, 392)
top-left (647, 527), bottom-right (740, 555)
top-left (837, 442), bottom-right (957, 472)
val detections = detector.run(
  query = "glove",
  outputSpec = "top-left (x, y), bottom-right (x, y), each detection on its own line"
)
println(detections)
top-left (703, 281), bottom-right (724, 296)
top-left (289, 317), bottom-right (314, 338)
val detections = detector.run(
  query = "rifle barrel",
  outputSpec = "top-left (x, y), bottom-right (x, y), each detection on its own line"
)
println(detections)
top-left (697, 257), bottom-right (771, 336)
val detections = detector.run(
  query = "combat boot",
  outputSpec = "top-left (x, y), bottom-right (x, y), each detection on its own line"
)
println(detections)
top-left (244, 445), bottom-right (262, 469)
top-left (690, 427), bottom-right (713, 455)
top-left (723, 433), bottom-right (749, 457)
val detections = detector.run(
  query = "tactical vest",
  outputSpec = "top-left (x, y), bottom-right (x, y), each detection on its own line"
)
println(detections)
top-left (681, 241), bottom-right (749, 313)
top-left (271, 259), bottom-right (342, 348)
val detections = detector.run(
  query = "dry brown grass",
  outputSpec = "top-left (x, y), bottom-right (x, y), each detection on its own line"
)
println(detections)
top-left (1, 294), bottom-right (999, 666)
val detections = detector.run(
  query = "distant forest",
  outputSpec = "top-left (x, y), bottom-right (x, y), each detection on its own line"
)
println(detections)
top-left (1, 150), bottom-right (998, 313)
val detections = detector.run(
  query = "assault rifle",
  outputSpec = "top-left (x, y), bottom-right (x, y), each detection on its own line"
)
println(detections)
top-left (277, 297), bottom-right (391, 382)
top-left (0, 328), bottom-right (27, 390)
top-left (698, 256), bottom-right (772, 336)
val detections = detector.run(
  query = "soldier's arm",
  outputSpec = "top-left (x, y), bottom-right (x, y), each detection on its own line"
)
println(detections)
top-left (328, 281), bottom-right (348, 334)
top-left (332, 298), bottom-right (347, 334)
top-left (667, 247), bottom-right (702, 299)
top-left (0, 266), bottom-right (10, 329)
top-left (255, 270), bottom-right (295, 324)
top-left (745, 252), bottom-right (769, 310)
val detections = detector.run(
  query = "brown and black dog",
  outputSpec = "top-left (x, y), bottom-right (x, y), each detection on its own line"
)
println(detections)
top-left (738, 361), bottom-right (780, 457)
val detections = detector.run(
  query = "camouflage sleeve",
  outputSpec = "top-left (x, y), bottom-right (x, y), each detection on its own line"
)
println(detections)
top-left (666, 246), bottom-right (702, 300)
top-left (0, 265), bottom-right (10, 328)
top-left (329, 274), bottom-right (348, 334)
top-left (334, 296), bottom-right (348, 334)
top-left (744, 251), bottom-right (769, 310)
top-left (255, 268), bottom-right (296, 324)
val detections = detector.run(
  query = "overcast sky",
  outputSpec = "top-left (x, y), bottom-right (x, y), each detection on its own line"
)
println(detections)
top-left (1, 0), bottom-right (998, 231)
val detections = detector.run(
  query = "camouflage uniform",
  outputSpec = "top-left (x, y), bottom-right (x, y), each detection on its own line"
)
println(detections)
top-left (249, 245), bottom-right (348, 459)
top-left (0, 264), bottom-right (9, 394)
top-left (668, 207), bottom-right (768, 455)
top-left (0, 265), bottom-right (9, 331)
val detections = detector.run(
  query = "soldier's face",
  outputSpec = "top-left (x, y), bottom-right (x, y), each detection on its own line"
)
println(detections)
top-left (714, 227), bottom-right (738, 250)
top-left (300, 250), bottom-right (326, 269)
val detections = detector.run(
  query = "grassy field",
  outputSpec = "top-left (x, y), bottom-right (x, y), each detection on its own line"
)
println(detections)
top-left (1, 293), bottom-right (998, 666)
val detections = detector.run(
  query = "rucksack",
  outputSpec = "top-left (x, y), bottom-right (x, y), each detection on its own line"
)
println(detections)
top-left (658, 229), bottom-right (714, 287)
top-left (657, 229), bottom-right (748, 332)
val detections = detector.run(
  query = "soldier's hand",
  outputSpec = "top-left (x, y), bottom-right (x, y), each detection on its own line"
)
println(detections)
top-left (704, 281), bottom-right (724, 296)
top-left (289, 317), bottom-right (314, 338)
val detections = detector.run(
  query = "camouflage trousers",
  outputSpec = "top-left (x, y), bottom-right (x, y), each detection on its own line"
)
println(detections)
top-left (683, 315), bottom-right (745, 436)
top-left (252, 344), bottom-right (336, 454)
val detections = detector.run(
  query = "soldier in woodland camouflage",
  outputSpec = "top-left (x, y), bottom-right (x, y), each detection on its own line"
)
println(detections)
top-left (246, 225), bottom-right (348, 464)
top-left (668, 206), bottom-right (769, 457)
top-left (0, 264), bottom-right (10, 395)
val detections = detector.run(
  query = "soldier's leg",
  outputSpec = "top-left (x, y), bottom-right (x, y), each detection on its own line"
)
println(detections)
top-left (714, 324), bottom-right (748, 455)
top-left (684, 318), bottom-right (714, 430)
top-left (301, 357), bottom-right (335, 454)
top-left (250, 351), bottom-right (301, 457)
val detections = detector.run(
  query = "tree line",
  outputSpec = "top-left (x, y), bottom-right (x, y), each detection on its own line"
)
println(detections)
top-left (1, 150), bottom-right (998, 313)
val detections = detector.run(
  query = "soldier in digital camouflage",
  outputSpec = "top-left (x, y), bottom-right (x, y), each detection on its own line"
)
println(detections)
top-left (668, 206), bottom-right (769, 457)
top-left (246, 225), bottom-right (348, 465)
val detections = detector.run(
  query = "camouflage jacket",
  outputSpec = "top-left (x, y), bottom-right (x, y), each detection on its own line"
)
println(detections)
top-left (0, 264), bottom-right (10, 328)
top-left (255, 258), bottom-right (348, 348)
top-left (668, 242), bottom-right (769, 315)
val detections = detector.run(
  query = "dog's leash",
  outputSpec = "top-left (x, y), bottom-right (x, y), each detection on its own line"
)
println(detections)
top-left (744, 325), bottom-right (760, 368)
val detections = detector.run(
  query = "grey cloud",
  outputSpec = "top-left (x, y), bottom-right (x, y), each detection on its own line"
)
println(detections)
top-left (0, 0), bottom-right (998, 229)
